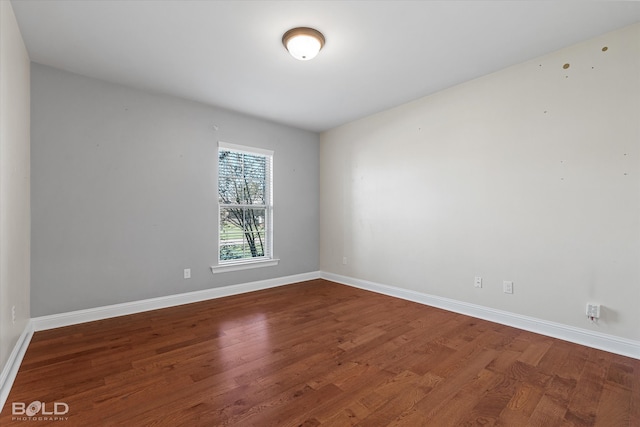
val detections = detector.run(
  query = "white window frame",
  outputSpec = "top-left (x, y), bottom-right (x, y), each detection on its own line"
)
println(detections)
top-left (212, 141), bottom-right (278, 273)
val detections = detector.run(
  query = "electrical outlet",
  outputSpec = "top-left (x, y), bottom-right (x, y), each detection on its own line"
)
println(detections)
top-left (503, 281), bottom-right (513, 294)
top-left (184, 268), bottom-right (191, 279)
top-left (586, 303), bottom-right (601, 319)
top-left (12, 306), bottom-right (16, 324)
top-left (474, 277), bottom-right (482, 288)
top-left (342, 257), bottom-right (347, 265)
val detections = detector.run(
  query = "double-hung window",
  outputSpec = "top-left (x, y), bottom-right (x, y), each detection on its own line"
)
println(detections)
top-left (214, 142), bottom-right (277, 272)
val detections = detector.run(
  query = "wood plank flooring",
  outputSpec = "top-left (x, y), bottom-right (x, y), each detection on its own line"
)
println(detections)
top-left (1, 279), bottom-right (638, 426)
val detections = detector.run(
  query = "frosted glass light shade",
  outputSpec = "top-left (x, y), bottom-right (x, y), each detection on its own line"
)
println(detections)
top-left (282, 27), bottom-right (325, 61)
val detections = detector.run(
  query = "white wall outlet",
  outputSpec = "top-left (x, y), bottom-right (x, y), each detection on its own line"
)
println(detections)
top-left (474, 277), bottom-right (482, 288)
top-left (586, 303), bottom-right (601, 319)
top-left (342, 257), bottom-right (347, 265)
top-left (503, 280), bottom-right (513, 294)
top-left (11, 305), bottom-right (16, 324)
top-left (184, 268), bottom-right (191, 279)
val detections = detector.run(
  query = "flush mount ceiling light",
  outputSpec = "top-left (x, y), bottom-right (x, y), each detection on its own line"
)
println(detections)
top-left (282, 27), bottom-right (325, 61)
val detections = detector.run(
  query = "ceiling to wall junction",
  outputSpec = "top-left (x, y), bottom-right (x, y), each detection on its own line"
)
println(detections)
top-left (10, 0), bottom-right (640, 132)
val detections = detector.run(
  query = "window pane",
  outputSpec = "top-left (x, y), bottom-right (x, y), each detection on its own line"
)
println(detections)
top-left (218, 151), bottom-right (242, 204)
top-left (220, 208), bottom-right (244, 260)
top-left (219, 151), bottom-right (266, 205)
top-left (218, 145), bottom-right (272, 263)
top-left (219, 207), bottom-right (267, 260)
top-left (244, 208), bottom-right (266, 257)
top-left (242, 154), bottom-right (266, 204)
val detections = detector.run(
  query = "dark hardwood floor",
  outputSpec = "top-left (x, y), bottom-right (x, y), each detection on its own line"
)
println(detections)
top-left (1, 279), bottom-right (638, 426)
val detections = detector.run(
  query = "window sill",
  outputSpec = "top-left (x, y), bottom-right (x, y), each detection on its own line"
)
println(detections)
top-left (211, 258), bottom-right (280, 274)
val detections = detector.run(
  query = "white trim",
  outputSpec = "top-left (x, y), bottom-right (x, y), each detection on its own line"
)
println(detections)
top-left (211, 258), bottom-right (280, 274)
top-left (3, 269), bottom-right (637, 409)
top-left (321, 271), bottom-right (640, 360)
top-left (218, 141), bottom-right (273, 157)
top-left (0, 321), bottom-right (34, 411)
top-left (217, 141), bottom-right (274, 263)
top-left (8, 268), bottom-right (638, 412)
top-left (32, 271), bottom-right (320, 332)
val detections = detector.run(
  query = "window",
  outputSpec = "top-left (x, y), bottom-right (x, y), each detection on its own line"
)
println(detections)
top-left (214, 142), bottom-right (277, 272)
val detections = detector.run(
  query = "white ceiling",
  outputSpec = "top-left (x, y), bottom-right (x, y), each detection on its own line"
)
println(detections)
top-left (10, 1), bottom-right (640, 133)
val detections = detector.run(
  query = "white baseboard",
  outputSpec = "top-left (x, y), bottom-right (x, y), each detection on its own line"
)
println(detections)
top-left (10, 267), bottom-right (638, 413)
top-left (32, 271), bottom-right (321, 331)
top-left (321, 271), bottom-right (640, 360)
top-left (1, 271), bottom-right (320, 412)
top-left (3, 269), bottom-right (637, 413)
top-left (0, 321), bottom-right (34, 413)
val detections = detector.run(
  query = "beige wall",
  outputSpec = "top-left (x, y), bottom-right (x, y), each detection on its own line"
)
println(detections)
top-left (320, 24), bottom-right (640, 340)
top-left (0, 0), bottom-right (31, 371)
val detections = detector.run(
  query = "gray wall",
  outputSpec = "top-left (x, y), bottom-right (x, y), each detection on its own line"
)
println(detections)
top-left (31, 63), bottom-right (319, 317)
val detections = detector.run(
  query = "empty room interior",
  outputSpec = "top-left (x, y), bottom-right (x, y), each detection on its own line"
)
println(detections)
top-left (1, 1), bottom-right (639, 425)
